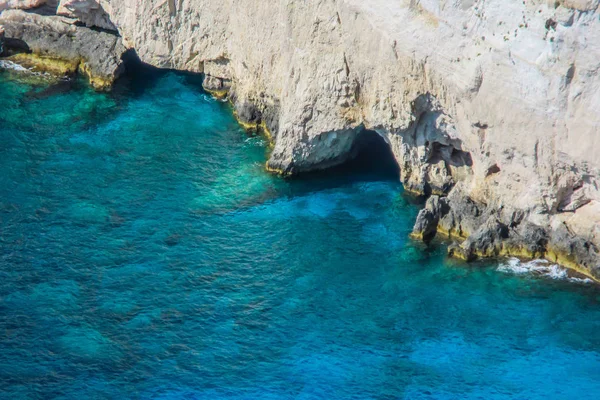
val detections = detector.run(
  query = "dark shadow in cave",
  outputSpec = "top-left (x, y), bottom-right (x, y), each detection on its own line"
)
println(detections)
top-left (112, 49), bottom-right (205, 99)
top-left (343, 129), bottom-right (400, 181)
top-left (291, 129), bottom-right (401, 192)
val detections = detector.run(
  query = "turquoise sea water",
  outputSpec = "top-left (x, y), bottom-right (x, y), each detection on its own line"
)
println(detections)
top-left (1, 67), bottom-right (600, 399)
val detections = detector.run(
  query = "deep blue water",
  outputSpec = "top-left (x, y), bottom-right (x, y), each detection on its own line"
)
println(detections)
top-left (1, 68), bottom-right (600, 399)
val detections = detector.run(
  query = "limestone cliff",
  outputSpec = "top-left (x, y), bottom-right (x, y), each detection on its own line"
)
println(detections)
top-left (2, 0), bottom-right (600, 278)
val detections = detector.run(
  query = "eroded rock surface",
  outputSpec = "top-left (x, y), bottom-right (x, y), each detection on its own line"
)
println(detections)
top-left (57, 0), bottom-right (115, 31)
top-left (0, 0), bottom-right (46, 12)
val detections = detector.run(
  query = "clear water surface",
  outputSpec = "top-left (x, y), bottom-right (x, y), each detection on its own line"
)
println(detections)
top-left (1, 67), bottom-right (599, 399)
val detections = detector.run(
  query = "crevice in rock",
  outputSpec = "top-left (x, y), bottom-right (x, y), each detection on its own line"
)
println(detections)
top-left (565, 64), bottom-right (576, 86)
top-left (3, 37), bottom-right (31, 54)
top-left (392, 93), bottom-right (473, 196)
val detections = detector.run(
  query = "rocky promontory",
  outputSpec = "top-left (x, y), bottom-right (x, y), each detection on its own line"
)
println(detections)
top-left (1, 0), bottom-right (599, 279)
top-left (0, 1), bottom-right (124, 88)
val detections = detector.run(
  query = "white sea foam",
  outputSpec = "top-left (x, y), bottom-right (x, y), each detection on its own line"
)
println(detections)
top-left (0, 60), bottom-right (60, 80)
top-left (497, 257), bottom-right (593, 284)
top-left (0, 60), bottom-right (29, 72)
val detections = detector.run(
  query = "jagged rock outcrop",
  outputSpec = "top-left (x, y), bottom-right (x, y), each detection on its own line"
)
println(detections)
top-left (57, 0), bottom-right (115, 31)
top-left (413, 181), bottom-right (599, 279)
top-left (0, 9), bottom-right (125, 88)
top-left (3, 0), bottom-right (600, 278)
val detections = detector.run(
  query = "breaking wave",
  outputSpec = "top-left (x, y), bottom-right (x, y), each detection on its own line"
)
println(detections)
top-left (497, 257), bottom-right (593, 284)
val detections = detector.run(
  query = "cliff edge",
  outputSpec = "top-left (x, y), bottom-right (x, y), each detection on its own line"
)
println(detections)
top-left (2, 0), bottom-right (600, 278)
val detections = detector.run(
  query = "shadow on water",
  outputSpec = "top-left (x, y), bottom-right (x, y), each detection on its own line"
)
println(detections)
top-left (24, 79), bottom-right (77, 100)
top-left (112, 52), bottom-right (405, 196)
top-left (282, 129), bottom-right (404, 196)
top-left (112, 49), bottom-right (205, 99)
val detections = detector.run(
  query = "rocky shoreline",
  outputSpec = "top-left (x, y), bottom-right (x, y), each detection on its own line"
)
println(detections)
top-left (0, 2), bottom-right (124, 89)
top-left (1, 0), bottom-right (599, 280)
top-left (411, 187), bottom-right (600, 282)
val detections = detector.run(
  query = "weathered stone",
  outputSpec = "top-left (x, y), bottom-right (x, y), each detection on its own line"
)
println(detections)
top-left (504, 222), bottom-right (549, 259)
top-left (448, 216), bottom-right (509, 261)
top-left (0, 9), bottom-right (125, 88)
top-left (0, 26), bottom-right (5, 56)
top-left (0, 0), bottom-right (46, 11)
top-left (558, 0), bottom-right (600, 11)
top-left (438, 186), bottom-right (484, 239)
top-left (411, 195), bottom-right (450, 242)
top-left (547, 220), bottom-right (600, 279)
top-left (57, 0), bottom-right (115, 31)
top-left (412, 209), bottom-right (438, 242)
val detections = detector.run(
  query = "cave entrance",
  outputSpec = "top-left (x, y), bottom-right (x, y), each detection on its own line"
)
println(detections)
top-left (341, 129), bottom-right (400, 181)
top-left (112, 49), bottom-right (205, 97)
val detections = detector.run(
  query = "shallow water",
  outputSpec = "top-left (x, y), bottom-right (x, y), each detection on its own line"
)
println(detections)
top-left (1, 69), bottom-right (599, 399)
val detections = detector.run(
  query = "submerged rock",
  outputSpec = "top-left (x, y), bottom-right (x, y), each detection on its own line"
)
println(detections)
top-left (0, 9), bottom-right (125, 88)
top-left (411, 195), bottom-right (450, 243)
top-left (57, 326), bottom-right (122, 361)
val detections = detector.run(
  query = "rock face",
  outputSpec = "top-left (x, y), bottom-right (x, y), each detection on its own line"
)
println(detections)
top-left (0, 0), bottom-right (46, 12)
top-left (411, 195), bottom-right (451, 243)
top-left (97, 0), bottom-right (600, 279)
top-left (57, 0), bottom-right (115, 31)
top-left (0, 25), bottom-right (4, 56)
top-left (0, 9), bottom-right (125, 88)
top-left (4, 0), bottom-right (600, 277)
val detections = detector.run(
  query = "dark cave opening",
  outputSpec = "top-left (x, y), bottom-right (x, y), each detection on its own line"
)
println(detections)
top-left (113, 49), bottom-right (205, 98)
top-left (282, 129), bottom-right (402, 197)
top-left (323, 129), bottom-right (400, 182)
top-left (114, 54), bottom-right (401, 183)
top-left (351, 129), bottom-right (400, 179)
